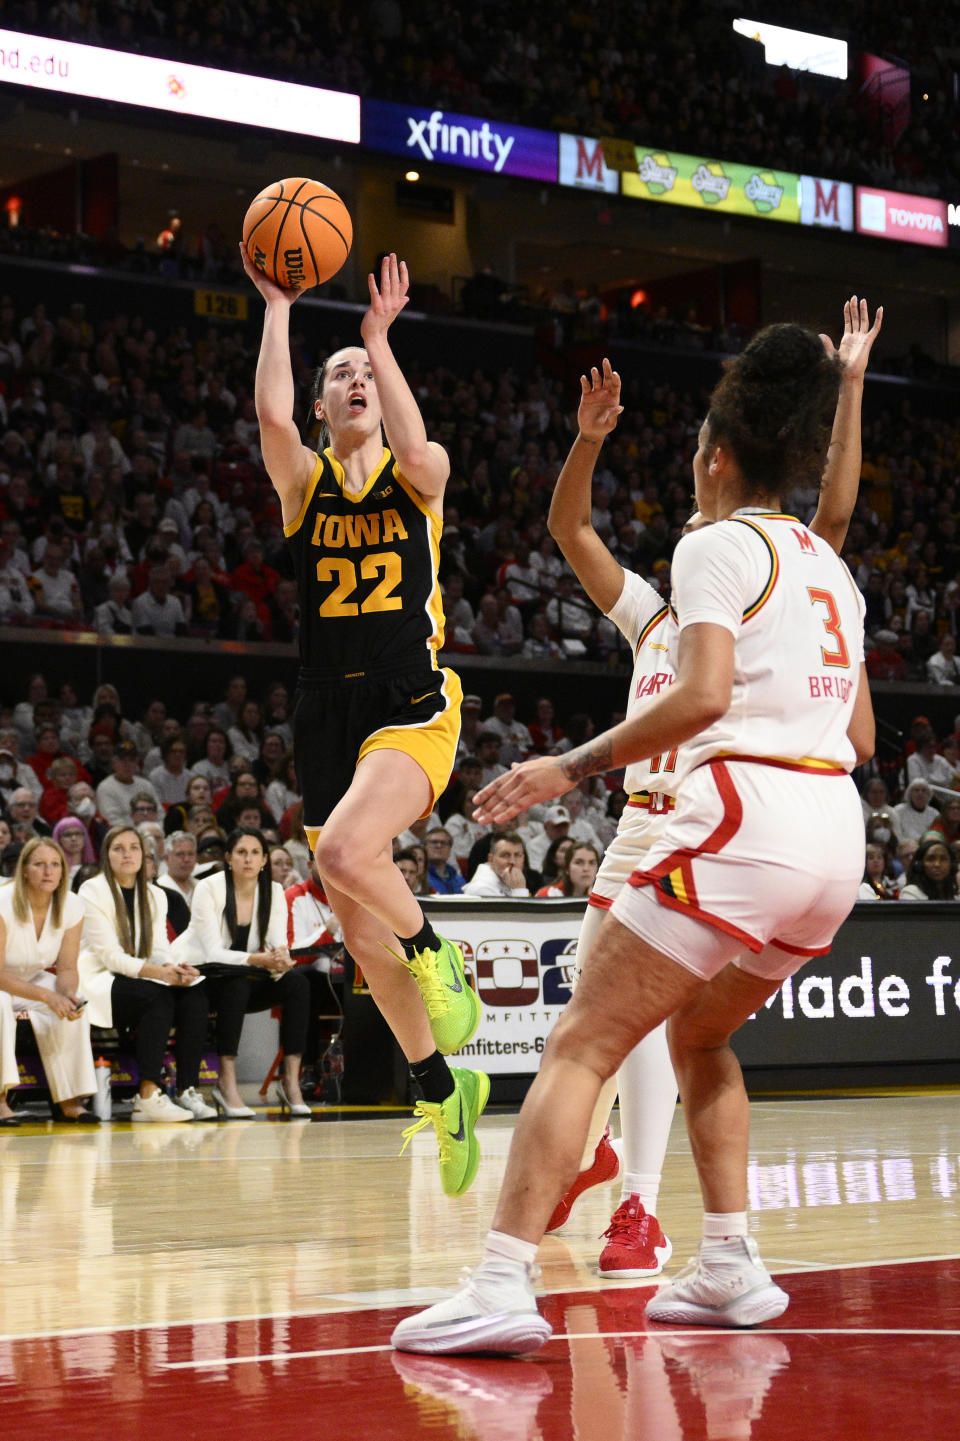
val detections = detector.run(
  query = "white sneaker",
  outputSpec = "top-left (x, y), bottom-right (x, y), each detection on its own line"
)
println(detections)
top-left (646, 1237), bottom-right (789, 1328)
top-left (175, 1087), bottom-right (218, 1121)
top-left (131, 1091), bottom-right (193, 1124)
top-left (391, 1261), bottom-right (552, 1356)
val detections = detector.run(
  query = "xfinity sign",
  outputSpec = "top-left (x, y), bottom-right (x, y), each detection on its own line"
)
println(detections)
top-left (362, 99), bottom-right (558, 182)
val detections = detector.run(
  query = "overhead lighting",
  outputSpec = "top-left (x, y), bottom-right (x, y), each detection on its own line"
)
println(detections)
top-left (405, 169), bottom-right (420, 182)
top-left (733, 18), bottom-right (847, 79)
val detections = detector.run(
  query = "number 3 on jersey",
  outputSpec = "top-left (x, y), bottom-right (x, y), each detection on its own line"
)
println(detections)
top-left (807, 587), bottom-right (850, 668)
top-left (316, 551), bottom-right (402, 617)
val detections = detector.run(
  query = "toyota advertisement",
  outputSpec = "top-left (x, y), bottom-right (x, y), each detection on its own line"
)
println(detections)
top-left (855, 186), bottom-right (948, 248)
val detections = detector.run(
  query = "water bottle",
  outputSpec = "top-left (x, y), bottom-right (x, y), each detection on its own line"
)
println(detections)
top-left (321, 1034), bottom-right (344, 1103)
top-left (92, 1057), bottom-right (112, 1121)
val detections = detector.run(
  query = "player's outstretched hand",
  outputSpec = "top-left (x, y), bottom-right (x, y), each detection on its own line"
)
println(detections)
top-left (474, 756), bottom-right (569, 825)
top-left (578, 357), bottom-right (624, 442)
top-left (361, 252), bottom-right (410, 342)
top-left (239, 242), bottom-right (302, 306)
top-left (820, 295), bottom-right (882, 381)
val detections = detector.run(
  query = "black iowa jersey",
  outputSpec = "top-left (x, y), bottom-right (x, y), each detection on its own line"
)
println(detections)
top-left (284, 446), bottom-right (446, 674)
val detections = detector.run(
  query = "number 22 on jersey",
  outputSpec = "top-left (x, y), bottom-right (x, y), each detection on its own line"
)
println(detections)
top-left (316, 551), bottom-right (402, 617)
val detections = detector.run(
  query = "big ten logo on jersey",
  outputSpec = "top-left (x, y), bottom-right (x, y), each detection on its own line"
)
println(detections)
top-left (540, 936), bottom-right (580, 1007)
top-left (474, 938), bottom-right (541, 1007)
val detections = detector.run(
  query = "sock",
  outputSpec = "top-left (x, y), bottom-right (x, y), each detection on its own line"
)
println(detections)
top-left (702, 1211), bottom-right (748, 1242)
top-left (623, 1171), bottom-right (661, 1214)
top-left (409, 1049), bottom-right (454, 1104)
top-left (482, 1229), bottom-right (539, 1269)
top-left (398, 918), bottom-right (441, 960)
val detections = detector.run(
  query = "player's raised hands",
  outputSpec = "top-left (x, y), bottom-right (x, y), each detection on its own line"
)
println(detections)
top-left (820, 295), bottom-right (883, 381)
top-left (238, 241), bottom-right (302, 306)
top-left (578, 357), bottom-right (624, 442)
top-left (361, 252), bottom-right (410, 341)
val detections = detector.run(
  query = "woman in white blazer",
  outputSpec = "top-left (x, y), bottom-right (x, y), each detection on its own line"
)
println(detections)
top-left (177, 826), bottom-right (310, 1117)
top-left (78, 825), bottom-right (216, 1123)
top-left (0, 837), bottom-right (97, 1124)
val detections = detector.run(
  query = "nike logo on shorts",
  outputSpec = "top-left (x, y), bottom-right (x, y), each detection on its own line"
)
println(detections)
top-left (410, 691), bottom-right (436, 705)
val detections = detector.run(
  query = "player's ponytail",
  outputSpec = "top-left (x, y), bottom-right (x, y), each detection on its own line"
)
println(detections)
top-left (705, 323), bottom-right (841, 499)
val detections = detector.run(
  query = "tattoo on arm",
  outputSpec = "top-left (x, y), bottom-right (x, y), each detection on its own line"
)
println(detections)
top-left (560, 737), bottom-right (614, 784)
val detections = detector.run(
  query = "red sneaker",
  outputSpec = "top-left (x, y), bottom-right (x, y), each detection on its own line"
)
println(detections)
top-left (598, 1196), bottom-right (672, 1278)
top-left (545, 1126), bottom-right (620, 1233)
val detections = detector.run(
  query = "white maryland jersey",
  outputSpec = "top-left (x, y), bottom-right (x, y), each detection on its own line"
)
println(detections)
top-left (605, 569), bottom-right (679, 797)
top-left (666, 510), bottom-right (865, 781)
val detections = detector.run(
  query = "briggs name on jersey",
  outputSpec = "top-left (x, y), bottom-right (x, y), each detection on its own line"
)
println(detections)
top-left (310, 507), bottom-right (409, 549)
top-left (808, 674), bottom-right (855, 702)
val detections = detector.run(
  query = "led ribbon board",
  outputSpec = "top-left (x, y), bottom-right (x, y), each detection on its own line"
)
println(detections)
top-left (0, 29), bottom-right (360, 142)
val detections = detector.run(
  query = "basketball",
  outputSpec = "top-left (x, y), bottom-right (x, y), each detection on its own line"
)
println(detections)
top-left (242, 177), bottom-right (352, 291)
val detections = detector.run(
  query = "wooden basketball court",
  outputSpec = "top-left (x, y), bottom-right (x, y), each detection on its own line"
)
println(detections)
top-left (2, 1091), bottom-right (959, 1439)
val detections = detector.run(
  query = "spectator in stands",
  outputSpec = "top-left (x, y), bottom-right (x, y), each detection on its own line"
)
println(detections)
top-left (931, 796), bottom-right (960, 846)
top-left (396, 847), bottom-right (432, 896)
top-left (39, 756), bottom-right (84, 826)
top-left (906, 728), bottom-right (958, 798)
top-left (899, 838), bottom-right (959, 901)
top-left (462, 833), bottom-right (530, 898)
top-left (535, 841), bottom-right (600, 898)
top-left (228, 700), bottom-right (265, 765)
top-left (454, 695), bottom-right (484, 764)
top-left (866, 629), bottom-right (908, 682)
top-left (527, 698), bottom-right (564, 755)
top-left (157, 831), bottom-right (198, 909)
top-left (191, 726), bottom-right (232, 791)
top-left (444, 785), bottom-right (486, 871)
top-left (131, 564), bottom-right (187, 637)
top-left (927, 634), bottom-right (960, 687)
top-left (269, 845), bottom-right (295, 887)
top-left (163, 774), bottom-right (213, 835)
top-left (545, 572), bottom-right (594, 649)
top-left (265, 753), bottom-right (300, 824)
top-left (538, 835), bottom-right (574, 888)
top-left (212, 675), bottom-right (247, 732)
top-left (231, 538), bottom-right (279, 623)
top-left (0, 732), bottom-right (42, 807)
top-left (423, 828), bottom-right (464, 895)
top-left (183, 554), bottom-right (231, 637)
top-left (474, 731), bottom-right (507, 789)
top-left (96, 740), bottom-right (160, 826)
top-left (215, 768), bottom-right (272, 832)
top-left (77, 825), bottom-right (215, 1121)
top-left (482, 692), bottom-right (533, 764)
top-left (64, 781), bottom-right (106, 852)
top-left (28, 540), bottom-right (82, 622)
top-left (892, 778), bottom-right (940, 843)
top-left (0, 837), bottom-right (97, 1123)
top-left (148, 735), bottom-right (193, 808)
top-left (52, 816), bottom-right (96, 882)
top-left (92, 570), bottom-right (133, 635)
top-left (521, 610), bottom-right (563, 660)
top-left (858, 842), bottom-right (900, 900)
top-left (860, 776), bottom-right (891, 821)
top-left (6, 788), bottom-right (51, 841)
top-left (473, 590), bottom-right (523, 655)
top-left (0, 534), bottom-right (35, 622)
top-left (522, 803), bottom-right (571, 873)
top-left (176, 827), bottom-right (311, 1118)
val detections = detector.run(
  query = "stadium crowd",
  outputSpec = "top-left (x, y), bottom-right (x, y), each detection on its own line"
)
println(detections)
top-left (21, 0), bottom-right (960, 203)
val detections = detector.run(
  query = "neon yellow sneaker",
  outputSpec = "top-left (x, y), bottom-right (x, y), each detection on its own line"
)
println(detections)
top-left (404, 936), bottom-right (481, 1055)
top-left (400, 1067), bottom-right (490, 1197)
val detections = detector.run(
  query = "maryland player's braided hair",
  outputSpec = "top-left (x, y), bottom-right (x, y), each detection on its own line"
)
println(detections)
top-left (706, 324), bottom-right (841, 497)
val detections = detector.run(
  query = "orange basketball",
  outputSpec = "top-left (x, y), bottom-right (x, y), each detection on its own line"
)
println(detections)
top-left (242, 177), bottom-right (352, 291)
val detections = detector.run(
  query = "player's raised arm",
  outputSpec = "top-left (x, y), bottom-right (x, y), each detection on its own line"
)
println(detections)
top-left (548, 359), bottom-right (627, 614)
top-left (810, 295), bottom-right (883, 554)
top-left (360, 253), bottom-right (449, 501)
top-left (240, 244), bottom-right (315, 523)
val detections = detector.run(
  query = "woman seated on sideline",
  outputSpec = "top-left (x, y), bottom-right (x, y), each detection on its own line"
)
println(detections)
top-left (176, 826), bottom-right (311, 1117)
top-left (0, 838), bottom-right (97, 1124)
top-left (78, 825), bottom-right (217, 1123)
